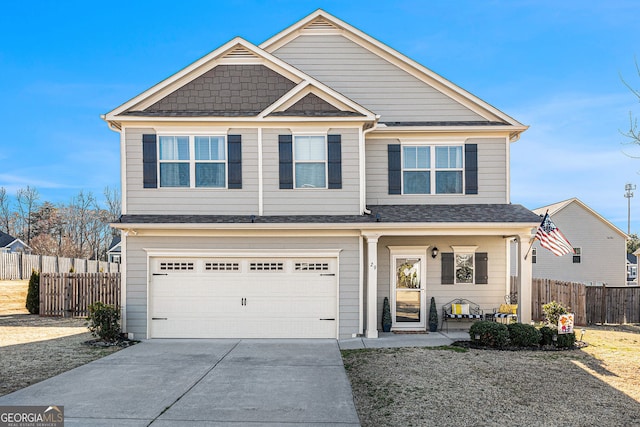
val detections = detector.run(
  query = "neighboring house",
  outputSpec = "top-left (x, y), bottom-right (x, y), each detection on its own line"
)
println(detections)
top-left (107, 236), bottom-right (121, 263)
top-left (513, 198), bottom-right (627, 286)
top-left (0, 231), bottom-right (31, 254)
top-left (103, 9), bottom-right (539, 340)
top-left (626, 253), bottom-right (637, 285)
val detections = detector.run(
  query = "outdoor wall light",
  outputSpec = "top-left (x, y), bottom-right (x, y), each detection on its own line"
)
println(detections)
top-left (431, 247), bottom-right (439, 259)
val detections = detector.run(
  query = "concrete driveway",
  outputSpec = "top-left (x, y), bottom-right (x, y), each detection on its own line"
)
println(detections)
top-left (0, 339), bottom-right (360, 426)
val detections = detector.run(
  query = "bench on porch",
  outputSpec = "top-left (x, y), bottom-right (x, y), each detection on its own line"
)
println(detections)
top-left (492, 292), bottom-right (518, 324)
top-left (441, 299), bottom-right (483, 332)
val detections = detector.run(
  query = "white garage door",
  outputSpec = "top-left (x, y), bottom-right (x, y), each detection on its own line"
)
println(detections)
top-left (149, 257), bottom-right (337, 338)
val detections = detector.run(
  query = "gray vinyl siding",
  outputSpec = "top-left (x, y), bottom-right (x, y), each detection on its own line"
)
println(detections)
top-left (262, 128), bottom-right (361, 215)
top-left (531, 203), bottom-right (627, 286)
top-left (272, 34), bottom-right (487, 123)
top-left (372, 236), bottom-right (509, 330)
top-left (124, 234), bottom-right (360, 339)
top-left (125, 127), bottom-right (259, 215)
top-left (365, 137), bottom-right (508, 205)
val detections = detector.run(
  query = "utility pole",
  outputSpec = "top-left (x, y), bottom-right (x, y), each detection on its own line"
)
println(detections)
top-left (625, 183), bottom-right (636, 235)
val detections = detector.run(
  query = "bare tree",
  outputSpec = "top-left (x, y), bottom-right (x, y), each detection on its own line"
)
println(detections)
top-left (622, 58), bottom-right (640, 145)
top-left (15, 185), bottom-right (40, 245)
top-left (103, 186), bottom-right (121, 238)
top-left (0, 187), bottom-right (11, 234)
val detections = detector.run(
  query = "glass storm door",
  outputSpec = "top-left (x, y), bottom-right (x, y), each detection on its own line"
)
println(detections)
top-left (391, 254), bottom-right (426, 330)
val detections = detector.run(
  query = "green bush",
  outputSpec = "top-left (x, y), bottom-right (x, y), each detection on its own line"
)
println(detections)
top-left (469, 321), bottom-right (509, 348)
top-left (87, 302), bottom-right (121, 342)
top-left (25, 270), bottom-right (40, 314)
top-left (539, 326), bottom-right (555, 346)
top-left (428, 296), bottom-right (438, 332)
top-left (507, 323), bottom-right (541, 347)
top-left (542, 300), bottom-right (568, 326)
top-left (382, 297), bottom-right (392, 332)
top-left (556, 332), bottom-right (576, 348)
top-left (539, 325), bottom-right (575, 348)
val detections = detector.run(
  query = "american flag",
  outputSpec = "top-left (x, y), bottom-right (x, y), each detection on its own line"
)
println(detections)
top-left (535, 213), bottom-right (575, 256)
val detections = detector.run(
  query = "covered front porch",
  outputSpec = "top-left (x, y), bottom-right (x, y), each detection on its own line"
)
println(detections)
top-left (360, 220), bottom-right (536, 339)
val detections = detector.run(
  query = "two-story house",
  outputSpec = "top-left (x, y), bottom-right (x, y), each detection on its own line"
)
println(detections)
top-left (103, 10), bottom-right (539, 340)
top-left (527, 198), bottom-right (627, 286)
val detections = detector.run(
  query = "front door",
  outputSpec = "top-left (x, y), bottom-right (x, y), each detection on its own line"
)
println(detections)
top-left (390, 249), bottom-right (427, 330)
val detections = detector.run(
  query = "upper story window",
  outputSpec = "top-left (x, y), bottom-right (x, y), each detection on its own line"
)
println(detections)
top-left (402, 145), bottom-right (463, 194)
top-left (573, 247), bottom-right (581, 264)
top-left (294, 135), bottom-right (326, 189)
top-left (158, 135), bottom-right (227, 188)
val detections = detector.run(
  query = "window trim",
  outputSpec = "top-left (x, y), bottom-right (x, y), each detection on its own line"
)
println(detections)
top-left (293, 134), bottom-right (328, 189)
top-left (400, 143), bottom-right (465, 195)
top-left (157, 134), bottom-right (228, 189)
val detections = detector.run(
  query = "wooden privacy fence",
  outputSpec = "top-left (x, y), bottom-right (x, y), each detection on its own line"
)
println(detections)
top-left (585, 286), bottom-right (640, 325)
top-left (0, 252), bottom-right (119, 280)
top-left (513, 277), bottom-right (640, 325)
top-left (40, 273), bottom-right (120, 317)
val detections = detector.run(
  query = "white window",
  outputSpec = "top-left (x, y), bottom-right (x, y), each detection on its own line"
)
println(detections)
top-left (573, 247), bottom-right (581, 264)
top-left (159, 136), bottom-right (190, 187)
top-left (294, 135), bottom-right (327, 188)
top-left (159, 135), bottom-right (227, 188)
top-left (402, 145), bottom-right (463, 194)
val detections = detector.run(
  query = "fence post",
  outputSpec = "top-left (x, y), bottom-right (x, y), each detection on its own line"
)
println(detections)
top-left (601, 284), bottom-right (607, 324)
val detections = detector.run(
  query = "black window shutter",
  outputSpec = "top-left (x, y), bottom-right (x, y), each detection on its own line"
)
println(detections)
top-left (475, 252), bottom-right (488, 284)
top-left (327, 134), bottom-right (342, 189)
top-left (279, 135), bottom-right (293, 189)
top-left (227, 134), bottom-right (242, 189)
top-left (465, 144), bottom-right (478, 195)
top-left (441, 253), bottom-right (454, 285)
top-left (142, 134), bottom-right (157, 188)
top-left (388, 144), bottom-right (401, 195)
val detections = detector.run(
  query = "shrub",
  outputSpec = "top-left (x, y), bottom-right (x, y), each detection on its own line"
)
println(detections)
top-left (87, 302), bottom-right (121, 342)
top-left (539, 326), bottom-right (555, 346)
top-left (25, 270), bottom-right (40, 314)
top-left (382, 297), bottom-right (392, 332)
top-left (539, 325), bottom-right (576, 348)
top-left (507, 323), bottom-right (541, 347)
top-left (556, 332), bottom-right (576, 349)
top-left (469, 321), bottom-right (509, 348)
top-left (542, 300), bottom-right (568, 326)
top-left (428, 296), bottom-right (438, 332)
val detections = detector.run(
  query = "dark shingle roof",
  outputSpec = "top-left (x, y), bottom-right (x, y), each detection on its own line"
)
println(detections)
top-left (268, 111), bottom-right (365, 117)
top-left (0, 231), bottom-right (17, 247)
top-left (108, 236), bottom-right (121, 252)
top-left (118, 204), bottom-right (540, 225)
top-left (122, 110), bottom-right (261, 117)
top-left (627, 253), bottom-right (637, 264)
top-left (381, 121), bottom-right (508, 127)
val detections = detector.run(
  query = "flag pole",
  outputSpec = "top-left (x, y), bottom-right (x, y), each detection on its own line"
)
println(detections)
top-left (523, 238), bottom-right (536, 260)
top-left (525, 210), bottom-right (547, 260)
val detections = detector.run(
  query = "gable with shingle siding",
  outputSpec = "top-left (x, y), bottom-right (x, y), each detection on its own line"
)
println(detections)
top-left (139, 64), bottom-right (296, 114)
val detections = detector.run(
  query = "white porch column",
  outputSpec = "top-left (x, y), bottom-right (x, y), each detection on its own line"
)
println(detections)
top-left (365, 234), bottom-right (379, 338)
top-left (517, 234), bottom-right (533, 324)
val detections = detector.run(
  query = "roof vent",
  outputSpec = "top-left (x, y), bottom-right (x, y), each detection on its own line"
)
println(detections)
top-left (224, 45), bottom-right (259, 59)
top-left (305, 17), bottom-right (339, 30)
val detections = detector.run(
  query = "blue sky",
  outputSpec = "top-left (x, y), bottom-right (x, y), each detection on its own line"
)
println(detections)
top-left (1, 1), bottom-right (640, 232)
